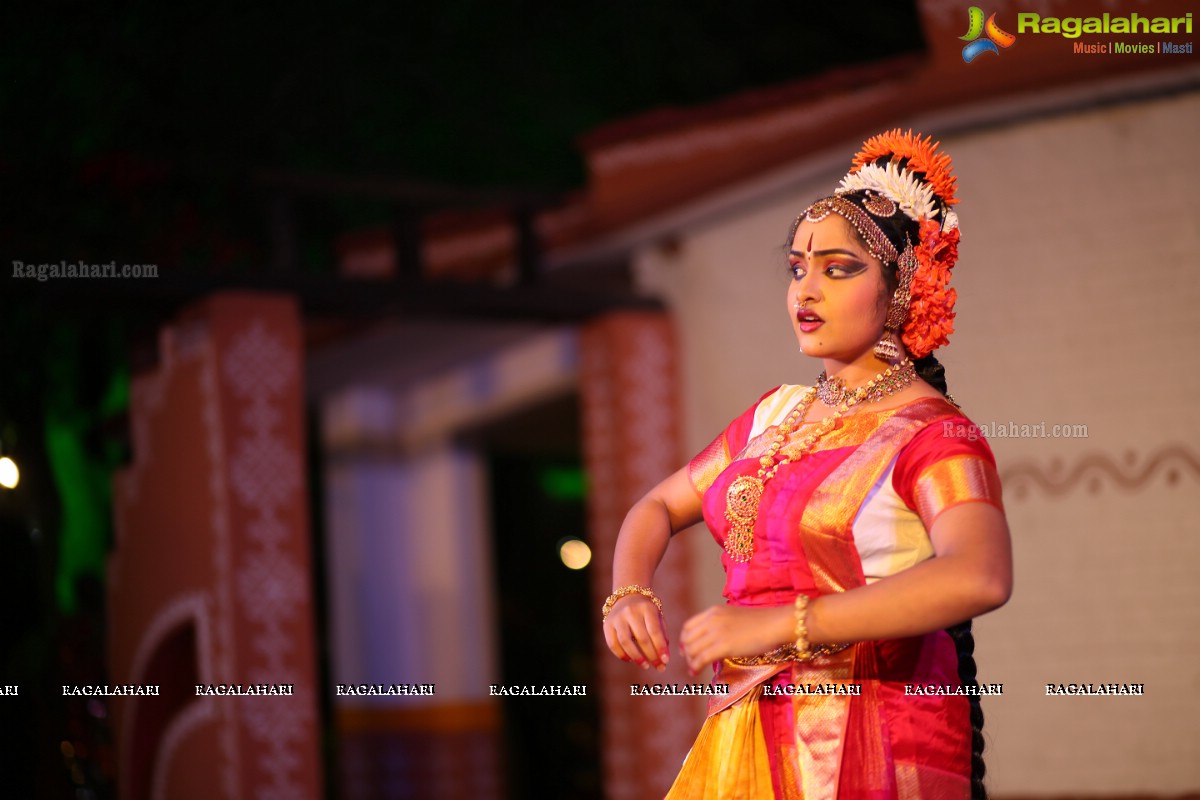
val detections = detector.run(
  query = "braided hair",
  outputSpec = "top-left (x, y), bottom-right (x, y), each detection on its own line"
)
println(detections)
top-left (801, 168), bottom-right (988, 797)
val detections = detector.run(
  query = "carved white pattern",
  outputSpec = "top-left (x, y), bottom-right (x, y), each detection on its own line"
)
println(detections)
top-left (229, 434), bottom-right (302, 512)
top-left (240, 400), bottom-right (284, 434)
top-left (246, 517), bottom-right (289, 548)
top-left (236, 552), bottom-right (307, 623)
top-left (222, 317), bottom-right (311, 799)
top-left (223, 319), bottom-right (296, 398)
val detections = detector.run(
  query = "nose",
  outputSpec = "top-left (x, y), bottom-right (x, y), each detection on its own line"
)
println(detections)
top-left (792, 269), bottom-right (821, 307)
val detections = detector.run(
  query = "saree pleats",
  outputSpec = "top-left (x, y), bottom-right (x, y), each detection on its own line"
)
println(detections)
top-left (665, 687), bottom-right (777, 800)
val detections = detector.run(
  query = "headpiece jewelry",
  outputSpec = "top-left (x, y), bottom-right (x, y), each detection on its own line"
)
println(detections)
top-left (791, 129), bottom-right (961, 359)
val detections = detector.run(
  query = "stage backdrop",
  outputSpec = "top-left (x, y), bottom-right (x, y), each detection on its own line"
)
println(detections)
top-left (109, 293), bottom-right (323, 800)
top-left (632, 89), bottom-right (1200, 794)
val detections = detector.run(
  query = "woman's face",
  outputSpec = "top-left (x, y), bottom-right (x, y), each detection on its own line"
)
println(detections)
top-left (787, 213), bottom-right (890, 364)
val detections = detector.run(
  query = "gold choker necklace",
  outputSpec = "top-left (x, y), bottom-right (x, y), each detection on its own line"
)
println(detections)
top-left (816, 359), bottom-right (917, 407)
top-left (723, 359), bottom-right (916, 562)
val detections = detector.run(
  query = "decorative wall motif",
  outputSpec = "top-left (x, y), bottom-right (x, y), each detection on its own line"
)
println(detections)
top-left (110, 293), bottom-right (322, 800)
top-left (1001, 446), bottom-right (1200, 500)
top-left (221, 313), bottom-right (315, 799)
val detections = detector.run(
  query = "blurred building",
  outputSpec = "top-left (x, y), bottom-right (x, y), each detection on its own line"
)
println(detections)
top-left (106, 1), bottom-right (1200, 798)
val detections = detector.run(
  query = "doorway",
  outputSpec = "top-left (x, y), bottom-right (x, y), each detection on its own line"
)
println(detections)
top-left (463, 392), bottom-right (602, 799)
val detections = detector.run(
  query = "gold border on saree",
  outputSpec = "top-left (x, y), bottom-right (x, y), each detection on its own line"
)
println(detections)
top-left (729, 641), bottom-right (852, 666)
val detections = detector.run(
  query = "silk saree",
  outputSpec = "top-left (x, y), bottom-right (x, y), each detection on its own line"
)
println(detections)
top-left (666, 387), bottom-right (1003, 800)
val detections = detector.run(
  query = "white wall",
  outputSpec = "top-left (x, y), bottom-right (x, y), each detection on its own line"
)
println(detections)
top-left (635, 89), bottom-right (1200, 794)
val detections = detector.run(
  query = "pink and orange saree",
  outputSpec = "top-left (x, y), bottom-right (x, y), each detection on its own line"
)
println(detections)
top-left (668, 388), bottom-right (1003, 799)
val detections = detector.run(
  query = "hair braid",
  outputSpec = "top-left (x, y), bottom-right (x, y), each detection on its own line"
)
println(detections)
top-left (911, 354), bottom-right (987, 795)
top-left (946, 621), bottom-right (988, 798)
top-left (913, 353), bottom-right (948, 396)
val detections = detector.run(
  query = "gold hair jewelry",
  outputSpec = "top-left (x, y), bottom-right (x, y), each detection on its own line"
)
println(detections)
top-left (861, 189), bottom-right (898, 218)
top-left (602, 584), bottom-right (663, 622)
top-left (875, 240), bottom-right (919, 361)
top-left (884, 240), bottom-right (918, 332)
top-left (724, 359), bottom-right (916, 562)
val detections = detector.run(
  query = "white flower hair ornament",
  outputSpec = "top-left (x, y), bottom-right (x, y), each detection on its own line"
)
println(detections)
top-left (836, 161), bottom-right (940, 223)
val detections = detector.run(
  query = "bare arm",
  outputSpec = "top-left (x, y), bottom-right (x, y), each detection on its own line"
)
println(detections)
top-left (603, 464), bottom-right (704, 670)
top-left (806, 502), bottom-right (1012, 642)
top-left (679, 502), bottom-right (1012, 673)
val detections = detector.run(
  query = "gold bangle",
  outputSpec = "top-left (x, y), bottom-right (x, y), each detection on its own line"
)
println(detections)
top-left (602, 584), bottom-right (663, 622)
top-left (794, 594), bottom-right (812, 659)
top-left (728, 596), bottom-right (851, 665)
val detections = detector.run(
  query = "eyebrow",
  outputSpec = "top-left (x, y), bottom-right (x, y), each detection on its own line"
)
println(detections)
top-left (788, 248), bottom-right (866, 260)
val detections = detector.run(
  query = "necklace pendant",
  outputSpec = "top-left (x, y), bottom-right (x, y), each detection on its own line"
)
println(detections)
top-left (724, 475), bottom-right (764, 562)
top-left (816, 372), bottom-right (848, 406)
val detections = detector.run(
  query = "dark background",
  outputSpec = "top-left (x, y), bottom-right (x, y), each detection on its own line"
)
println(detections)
top-left (0, 3), bottom-right (924, 796)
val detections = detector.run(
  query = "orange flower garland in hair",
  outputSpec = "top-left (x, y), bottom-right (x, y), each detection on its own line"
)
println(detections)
top-left (848, 129), bottom-right (961, 358)
top-left (903, 218), bottom-right (960, 358)
top-left (850, 129), bottom-right (958, 207)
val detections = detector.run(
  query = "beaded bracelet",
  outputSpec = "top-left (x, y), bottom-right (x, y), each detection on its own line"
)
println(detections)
top-left (602, 584), bottom-right (664, 622)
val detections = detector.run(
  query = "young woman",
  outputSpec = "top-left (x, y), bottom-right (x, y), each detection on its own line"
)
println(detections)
top-left (602, 131), bottom-right (1012, 799)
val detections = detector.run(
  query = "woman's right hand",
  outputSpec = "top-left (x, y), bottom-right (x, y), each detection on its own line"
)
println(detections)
top-left (605, 466), bottom-right (701, 672)
top-left (603, 595), bottom-right (670, 671)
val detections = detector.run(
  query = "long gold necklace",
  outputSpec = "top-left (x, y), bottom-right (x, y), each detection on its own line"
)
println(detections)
top-left (723, 359), bottom-right (916, 562)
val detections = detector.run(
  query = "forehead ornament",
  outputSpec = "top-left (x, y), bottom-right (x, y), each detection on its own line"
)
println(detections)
top-left (788, 129), bottom-right (962, 360)
top-left (799, 196), bottom-right (898, 264)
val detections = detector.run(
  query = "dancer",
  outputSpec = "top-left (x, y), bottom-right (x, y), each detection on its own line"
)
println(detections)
top-left (602, 130), bottom-right (1012, 799)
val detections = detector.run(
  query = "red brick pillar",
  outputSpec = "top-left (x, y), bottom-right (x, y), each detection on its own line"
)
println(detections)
top-left (580, 311), bottom-right (702, 799)
top-left (109, 292), bottom-right (322, 800)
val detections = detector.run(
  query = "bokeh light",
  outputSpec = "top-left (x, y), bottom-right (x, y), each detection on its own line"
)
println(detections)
top-left (558, 537), bottom-right (592, 570)
top-left (0, 456), bottom-right (19, 489)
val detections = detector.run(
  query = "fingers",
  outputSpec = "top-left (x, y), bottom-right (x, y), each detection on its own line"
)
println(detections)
top-left (679, 627), bottom-right (713, 675)
top-left (640, 606), bottom-right (671, 667)
top-left (679, 607), bottom-right (722, 675)
top-left (604, 597), bottom-right (670, 670)
top-left (603, 621), bottom-right (631, 662)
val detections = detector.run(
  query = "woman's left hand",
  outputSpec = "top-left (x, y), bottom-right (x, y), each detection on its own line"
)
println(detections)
top-left (678, 604), bottom-right (793, 675)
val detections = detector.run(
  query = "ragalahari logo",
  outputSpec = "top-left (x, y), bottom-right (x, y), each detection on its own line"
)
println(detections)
top-left (960, 7), bottom-right (1017, 62)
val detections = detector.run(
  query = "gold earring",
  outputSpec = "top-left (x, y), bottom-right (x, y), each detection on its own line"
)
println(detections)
top-left (874, 329), bottom-right (900, 362)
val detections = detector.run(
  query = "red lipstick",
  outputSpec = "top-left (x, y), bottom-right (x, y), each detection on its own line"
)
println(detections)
top-left (796, 308), bottom-right (823, 333)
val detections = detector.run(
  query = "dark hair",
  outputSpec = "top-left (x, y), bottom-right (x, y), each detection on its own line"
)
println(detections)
top-left (947, 621), bottom-right (988, 799)
top-left (797, 167), bottom-right (988, 796)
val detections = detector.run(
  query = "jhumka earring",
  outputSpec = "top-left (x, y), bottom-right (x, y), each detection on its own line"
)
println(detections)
top-left (874, 330), bottom-right (900, 362)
